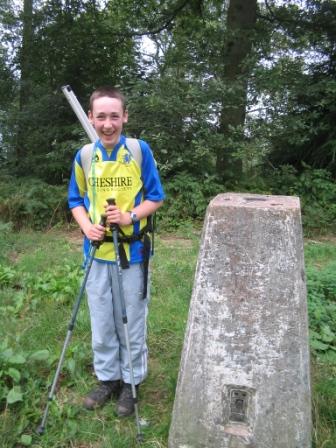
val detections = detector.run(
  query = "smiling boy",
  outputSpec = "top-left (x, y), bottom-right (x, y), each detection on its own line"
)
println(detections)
top-left (68, 86), bottom-right (164, 416)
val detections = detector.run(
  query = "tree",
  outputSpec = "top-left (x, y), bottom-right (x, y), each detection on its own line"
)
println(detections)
top-left (217, 0), bottom-right (258, 180)
top-left (127, 0), bottom-right (259, 182)
top-left (2, 0), bottom-right (140, 182)
top-left (252, 0), bottom-right (336, 178)
top-left (0, 0), bottom-right (19, 166)
top-left (16, 0), bottom-right (33, 169)
top-left (2, 0), bottom-right (335, 187)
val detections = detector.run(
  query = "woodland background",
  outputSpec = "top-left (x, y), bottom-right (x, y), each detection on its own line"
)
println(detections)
top-left (0, 0), bottom-right (335, 233)
top-left (1, 2), bottom-right (336, 446)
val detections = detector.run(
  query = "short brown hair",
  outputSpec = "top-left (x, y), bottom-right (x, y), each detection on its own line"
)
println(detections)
top-left (89, 86), bottom-right (126, 112)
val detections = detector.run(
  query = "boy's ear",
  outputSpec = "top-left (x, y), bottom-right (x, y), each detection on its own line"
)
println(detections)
top-left (88, 110), bottom-right (93, 123)
top-left (123, 110), bottom-right (128, 124)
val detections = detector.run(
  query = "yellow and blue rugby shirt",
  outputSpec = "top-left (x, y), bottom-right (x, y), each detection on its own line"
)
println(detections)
top-left (68, 135), bottom-right (165, 264)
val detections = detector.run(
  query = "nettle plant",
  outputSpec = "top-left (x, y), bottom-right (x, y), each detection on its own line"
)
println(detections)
top-left (0, 262), bottom-right (83, 406)
top-left (0, 339), bottom-right (50, 406)
top-left (307, 262), bottom-right (336, 363)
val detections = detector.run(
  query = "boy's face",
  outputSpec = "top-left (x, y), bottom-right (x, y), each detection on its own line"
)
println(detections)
top-left (89, 96), bottom-right (128, 149)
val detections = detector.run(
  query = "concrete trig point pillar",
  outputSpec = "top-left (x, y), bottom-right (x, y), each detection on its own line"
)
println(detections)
top-left (168, 193), bottom-right (311, 448)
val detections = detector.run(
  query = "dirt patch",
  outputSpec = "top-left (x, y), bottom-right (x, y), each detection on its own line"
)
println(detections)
top-left (68, 443), bottom-right (102, 448)
top-left (8, 251), bottom-right (21, 264)
top-left (66, 229), bottom-right (83, 245)
top-left (306, 235), bottom-right (336, 245)
top-left (159, 235), bottom-right (195, 248)
top-left (42, 226), bottom-right (83, 245)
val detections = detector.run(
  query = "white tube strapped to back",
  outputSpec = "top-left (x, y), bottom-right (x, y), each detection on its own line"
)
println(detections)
top-left (61, 85), bottom-right (99, 143)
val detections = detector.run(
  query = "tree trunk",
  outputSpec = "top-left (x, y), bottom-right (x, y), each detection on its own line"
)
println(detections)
top-left (17, 0), bottom-right (33, 167)
top-left (216, 0), bottom-right (257, 181)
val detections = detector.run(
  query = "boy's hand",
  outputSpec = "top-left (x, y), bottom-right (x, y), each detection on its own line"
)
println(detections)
top-left (84, 223), bottom-right (106, 241)
top-left (104, 203), bottom-right (132, 227)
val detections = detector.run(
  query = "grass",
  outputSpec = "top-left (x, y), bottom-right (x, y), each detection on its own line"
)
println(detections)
top-left (0, 228), bottom-right (198, 448)
top-left (305, 239), bottom-right (336, 448)
top-left (0, 227), bottom-right (335, 447)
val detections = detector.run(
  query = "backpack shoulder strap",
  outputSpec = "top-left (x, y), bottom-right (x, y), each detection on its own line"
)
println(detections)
top-left (125, 137), bottom-right (142, 167)
top-left (80, 143), bottom-right (94, 182)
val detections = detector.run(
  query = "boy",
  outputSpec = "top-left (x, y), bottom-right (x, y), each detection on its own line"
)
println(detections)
top-left (68, 86), bottom-right (164, 416)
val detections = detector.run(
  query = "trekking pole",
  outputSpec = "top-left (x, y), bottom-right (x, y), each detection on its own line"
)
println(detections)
top-left (106, 198), bottom-right (144, 444)
top-left (36, 215), bottom-right (107, 435)
top-left (61, 85), bottom-right (98, 143)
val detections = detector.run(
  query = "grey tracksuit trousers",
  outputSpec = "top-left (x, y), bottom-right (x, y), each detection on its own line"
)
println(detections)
top-left (86, 260), bottom-right (149, 385)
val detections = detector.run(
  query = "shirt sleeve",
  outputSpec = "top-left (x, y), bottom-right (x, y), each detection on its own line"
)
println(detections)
top-left (68, 150), bottom-right (87, 209)
top-left (139, 140), bottom-right (165, 202)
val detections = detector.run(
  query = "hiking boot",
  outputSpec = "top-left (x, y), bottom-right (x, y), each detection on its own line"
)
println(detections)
top-left (116, 383), bottom-right (139, 417)
top-left (83, 380), bottom-right (121, 410)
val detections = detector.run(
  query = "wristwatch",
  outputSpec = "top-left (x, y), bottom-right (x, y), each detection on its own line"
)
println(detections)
top-left (128, 210), bottom-right (139, 224)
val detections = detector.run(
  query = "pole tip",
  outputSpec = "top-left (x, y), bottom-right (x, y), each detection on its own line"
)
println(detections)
top-left (36, 425), bottom-right (45, 435)
top-left (136, 433), bottom-right (144, 444)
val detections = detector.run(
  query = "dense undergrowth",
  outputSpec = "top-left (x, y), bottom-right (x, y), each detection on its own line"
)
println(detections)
top-left (0, 165), bottom-right (335, 234)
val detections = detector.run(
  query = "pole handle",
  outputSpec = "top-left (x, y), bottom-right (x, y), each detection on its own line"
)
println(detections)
top-left (106, 198), bottom-right (118, 231)
top-left (99, 214), bottom-right (107, 226)
top-left (92, 214), bottom-right (107, 248)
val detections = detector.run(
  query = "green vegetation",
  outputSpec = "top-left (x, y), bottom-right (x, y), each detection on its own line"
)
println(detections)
top-left (1, 1), bottom-right (336, 188)
top-left (0, 228), bottom-right (197, 447)
top-left (0, 227), bottom-right (335, 447)
top-left (1, 1), bottom-right (335, 444)
top-left (1, 163), bottom-right (336, 235)
top-left (305, 241), bottom-right (336, 447)
top-left (0, 177), bottom-right (68, 231)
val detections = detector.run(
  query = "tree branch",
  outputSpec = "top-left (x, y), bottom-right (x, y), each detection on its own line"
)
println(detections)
top-left (124, 0), bottom-right (192, 37)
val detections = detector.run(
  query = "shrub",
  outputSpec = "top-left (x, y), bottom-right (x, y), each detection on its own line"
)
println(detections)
top-left (158, 171), bottom-right (223, 229)
top-left (307, 261), bottom-right (336, 363)
top-left (263, 165), bottom-right (336, 235)
top-left (0, 175), bottom-right (69, 230)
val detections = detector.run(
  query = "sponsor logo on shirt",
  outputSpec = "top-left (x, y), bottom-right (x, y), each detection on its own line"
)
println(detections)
top-left (88, 176), bottom-right (133, 191)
